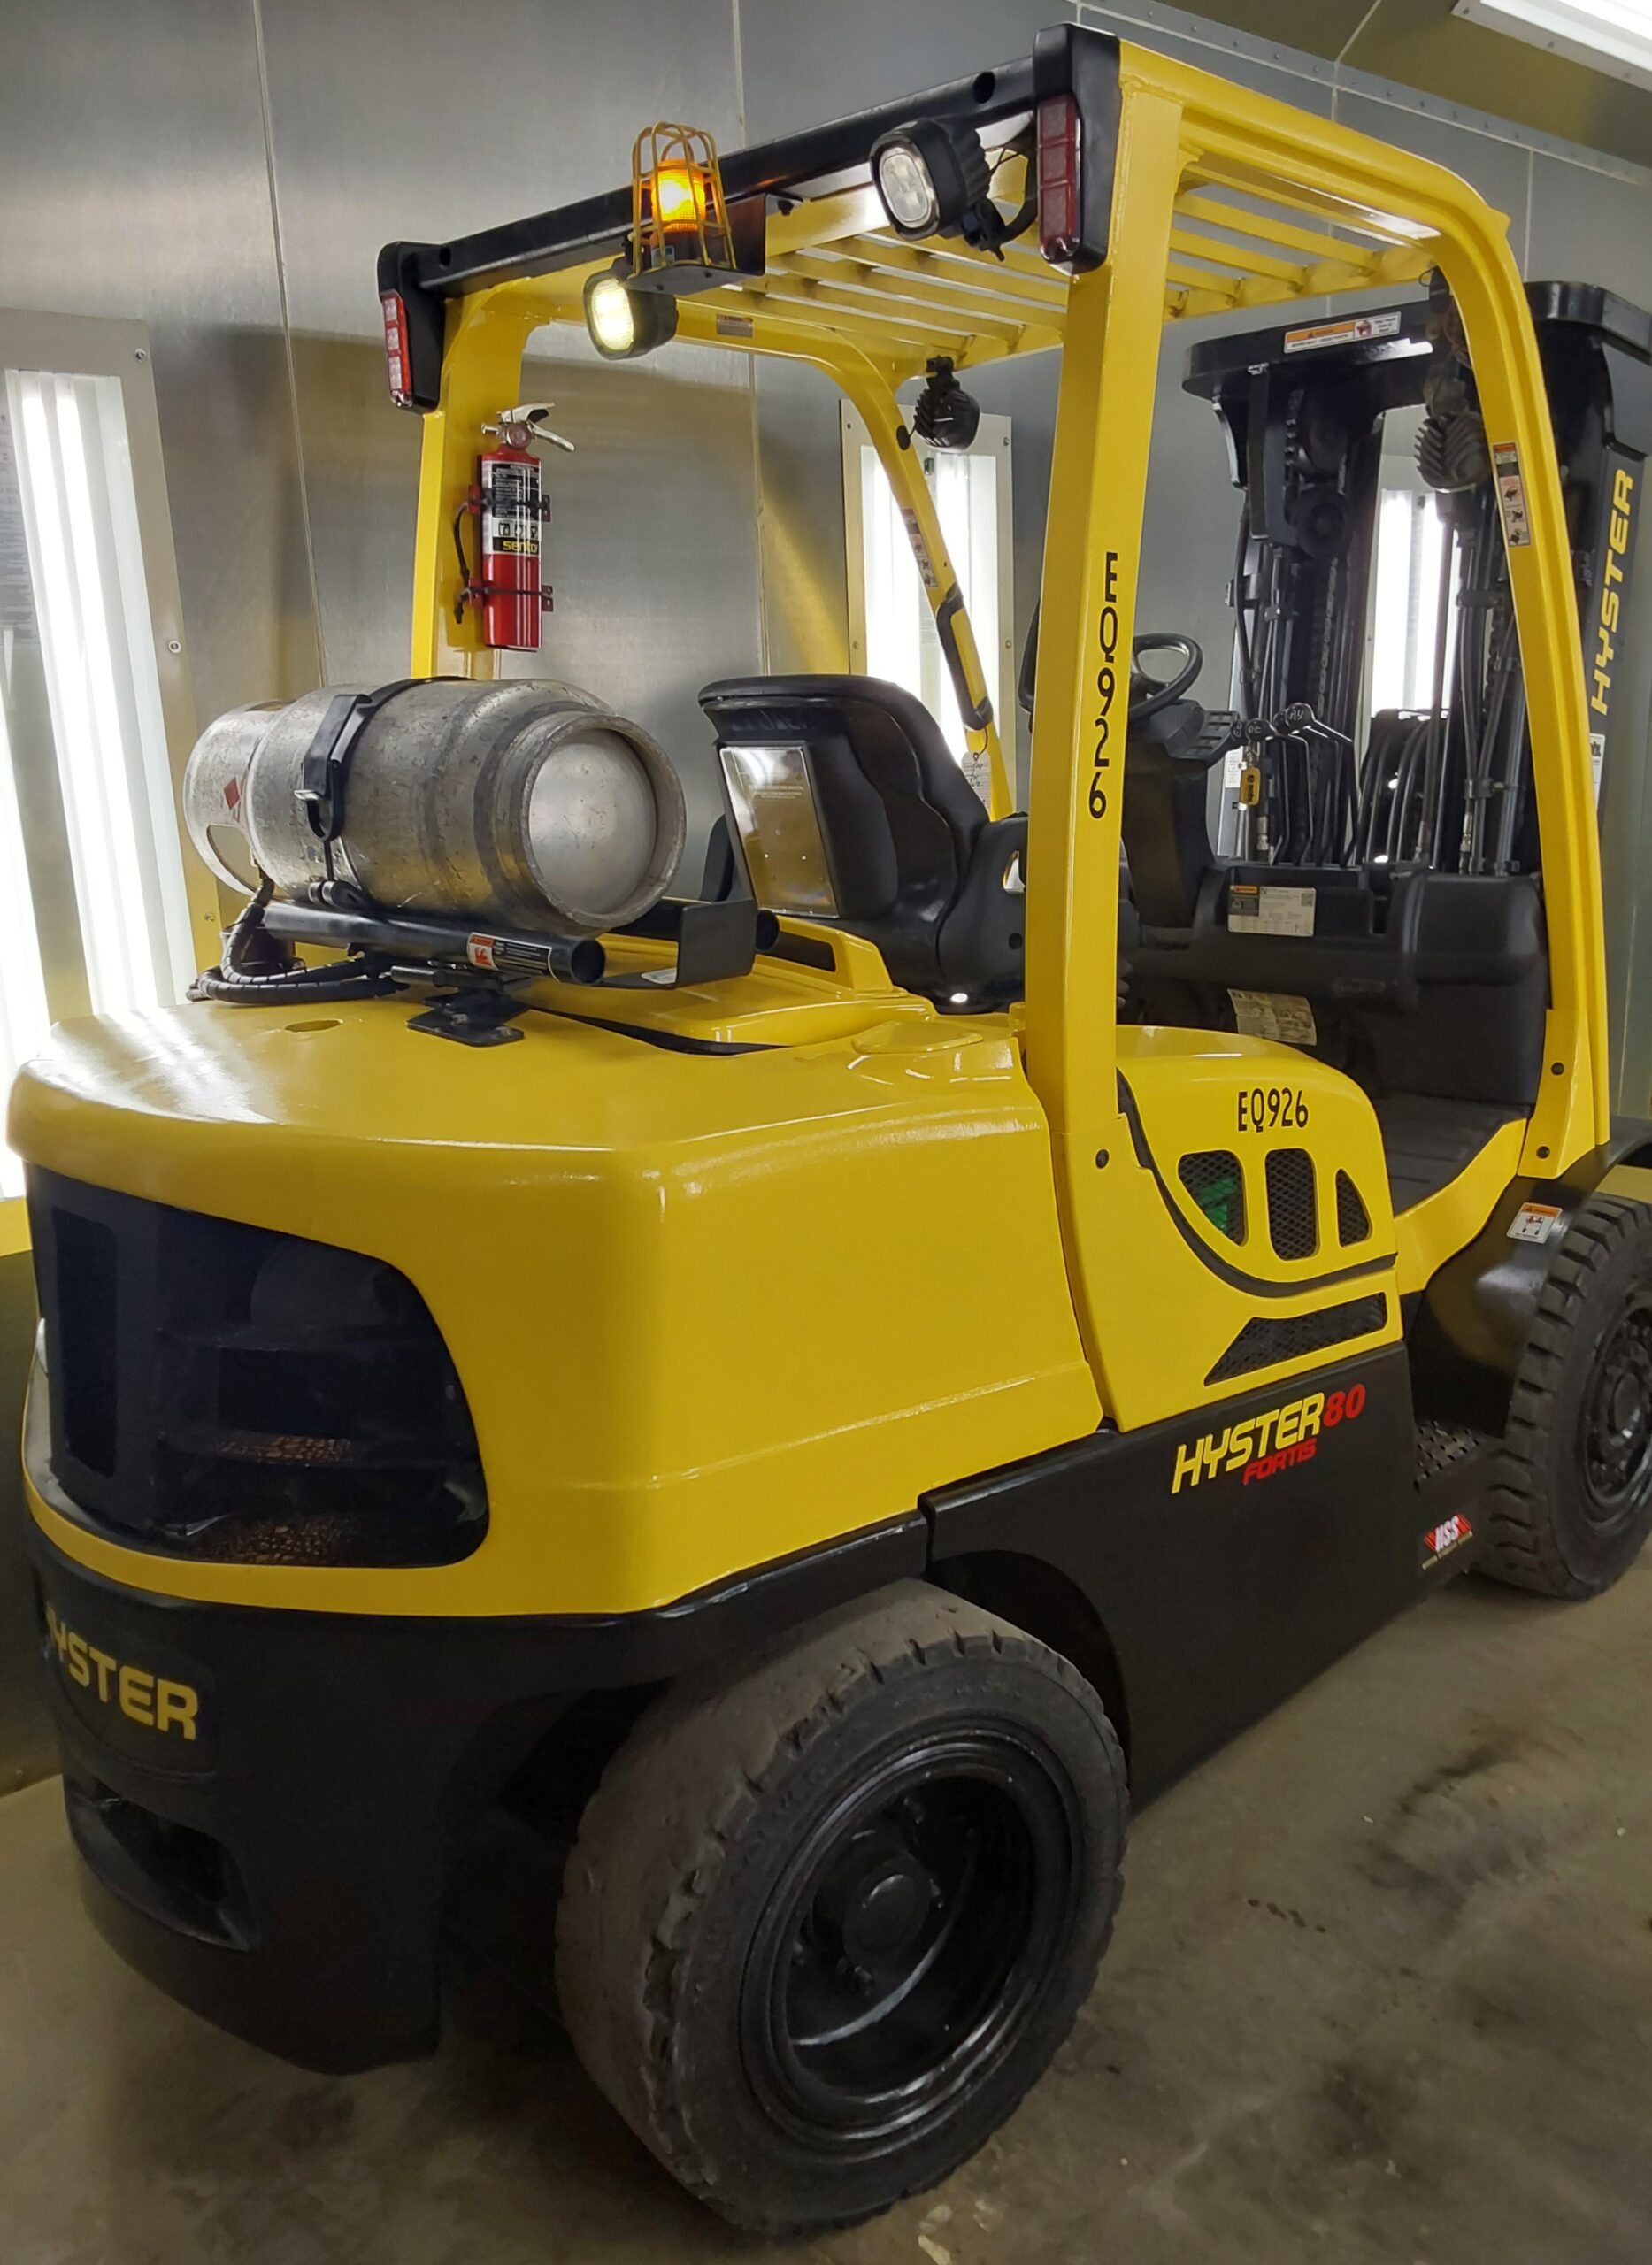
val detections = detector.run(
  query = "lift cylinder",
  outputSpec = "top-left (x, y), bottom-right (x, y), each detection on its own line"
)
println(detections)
top-left (184, 679), bottom-right (686, 933)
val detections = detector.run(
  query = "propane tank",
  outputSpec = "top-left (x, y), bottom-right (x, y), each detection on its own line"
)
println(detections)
top-left (184, 679), bottom-right (686, 933)
top-left (466, 404), bottom-right (573, 651)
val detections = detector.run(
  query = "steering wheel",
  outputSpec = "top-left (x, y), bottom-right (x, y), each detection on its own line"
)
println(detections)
top-left (1018, 609), bottom-right (1202, 726)
top-left (1128, 633), bottom-right (1203, 723)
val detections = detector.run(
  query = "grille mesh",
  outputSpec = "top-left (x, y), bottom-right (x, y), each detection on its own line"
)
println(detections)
top-left (28, 1169), bottom-right (486, 1570)
top-left (1206, 1293), bottom-right (1388, 1385)
top-left (1335, 1169), bottom-right (1372, 1247)
top-left (1179, 1149), bottom-right (1246, 1243)
top-left (1265, 1148), bottom-right (1318, 1260)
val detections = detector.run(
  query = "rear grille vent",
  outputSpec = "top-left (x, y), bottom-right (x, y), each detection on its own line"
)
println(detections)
top-left (1335, 1170), bottom-right (1372, 1247)
top-left (1178, 1149), bottom-right (1246, 1243)
top-left (52, 1211), bottom-right (119, 1478)
top-left (27, 1170), bottom-right (486, 1569)
top-left (1206, 1294), bottom-right (1387, 1385)
top-left (1265, 1148), bottom-right (1318, 1260)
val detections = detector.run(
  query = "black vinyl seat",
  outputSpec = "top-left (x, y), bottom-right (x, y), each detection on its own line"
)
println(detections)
top-left (700, 675), bottom-right (1026, 1005)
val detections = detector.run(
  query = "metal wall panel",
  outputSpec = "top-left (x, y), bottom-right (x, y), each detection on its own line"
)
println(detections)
top-left (0, 0), bottom-right (316, 725)
top-left (508, 338), bottom-right (769, 854)
top-left (257, 0), bottom-right (761, 845)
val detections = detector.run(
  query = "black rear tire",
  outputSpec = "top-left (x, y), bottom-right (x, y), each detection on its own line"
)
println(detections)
top-left (554, 1579), bottom-right (1127, 2236)
top-left (1481, 1194), bottom-right (1652, 1599)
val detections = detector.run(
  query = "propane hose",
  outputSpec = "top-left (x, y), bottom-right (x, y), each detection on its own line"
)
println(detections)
top-left (189, 879), bottom-right (403, 1007)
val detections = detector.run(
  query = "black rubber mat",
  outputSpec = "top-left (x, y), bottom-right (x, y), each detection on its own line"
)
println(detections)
top-left (1376, 1094), bottom-right (1524, 1215)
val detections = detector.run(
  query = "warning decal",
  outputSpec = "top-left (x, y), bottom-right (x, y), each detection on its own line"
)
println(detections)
top-left (901, 505), bottom-right (939, 591)
top-left (466, 933), bottom-right (558, 979)
top-left (1507, 1201), bottom-right (1563, 1246)
top-left (1493, 441), bottom-right (1533, 548)
top-left (1282, 311), bottom-right (1401, 356)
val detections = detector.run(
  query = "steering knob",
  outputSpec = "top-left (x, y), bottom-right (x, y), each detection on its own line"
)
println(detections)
top-left (1128, 633), bottom-right (1203, 723)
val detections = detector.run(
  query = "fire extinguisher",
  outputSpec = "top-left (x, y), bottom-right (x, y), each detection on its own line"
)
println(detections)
top-left (455, 404), bottom-right (574, 651)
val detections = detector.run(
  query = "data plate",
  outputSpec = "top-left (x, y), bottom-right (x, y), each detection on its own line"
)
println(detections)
top-left (1228, 884), bottom-right (1316, 937)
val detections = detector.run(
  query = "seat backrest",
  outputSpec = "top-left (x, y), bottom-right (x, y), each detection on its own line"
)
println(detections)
top-left (701, 674), bottom-right (1024, 1001)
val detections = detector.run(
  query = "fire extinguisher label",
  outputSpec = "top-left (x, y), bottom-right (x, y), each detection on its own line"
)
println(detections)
top-left (484, 461), bottom-right (540, 557)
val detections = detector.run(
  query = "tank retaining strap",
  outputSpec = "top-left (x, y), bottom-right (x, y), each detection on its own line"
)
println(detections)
top-left (295, 679), bottom-right (431, 875)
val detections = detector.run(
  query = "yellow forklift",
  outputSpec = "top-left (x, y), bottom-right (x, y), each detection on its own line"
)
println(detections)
top-left (14, 24), bottom-right (1652, 2235)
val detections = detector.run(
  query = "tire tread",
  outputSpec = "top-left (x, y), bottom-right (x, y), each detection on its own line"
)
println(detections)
top-left (555, 1581), bottom-right (1126, 2234)
top-left (1481, 1194), bottom-right (1652, 1600)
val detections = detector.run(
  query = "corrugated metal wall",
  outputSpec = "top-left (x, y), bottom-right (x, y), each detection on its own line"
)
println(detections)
top-left (1, 0), bottom-right (1651, 1789)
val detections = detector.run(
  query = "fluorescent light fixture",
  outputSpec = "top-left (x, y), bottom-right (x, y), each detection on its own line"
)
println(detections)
top-left (0, 670), bottom-right (50, 1202)
top-left (1369, 488), bottom-right (1459, 715)
top-left (1452, 0), bottom-right (1652, 96)
top-left (859, 441), bottom-right (1001, 780)
top-left (6, 368), bottom-right (196, 1018)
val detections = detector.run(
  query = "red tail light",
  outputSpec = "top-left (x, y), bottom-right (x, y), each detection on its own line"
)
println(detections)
top-left (380, 290), bottom-right (413, 408)
top-left (1037, 95), bottom-right (1081, 266)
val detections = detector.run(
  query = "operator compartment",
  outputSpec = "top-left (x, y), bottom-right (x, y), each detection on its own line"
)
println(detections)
top-left (1111, 280), bottom-right (1652, 1217)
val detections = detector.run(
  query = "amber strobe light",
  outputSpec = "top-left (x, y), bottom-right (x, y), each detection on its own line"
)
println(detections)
top-left (630, 122), bottom-right (735, 283)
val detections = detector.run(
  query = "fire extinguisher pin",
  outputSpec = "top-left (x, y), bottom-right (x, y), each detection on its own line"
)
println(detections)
top-left (485, 403), bottom-right (576, 454)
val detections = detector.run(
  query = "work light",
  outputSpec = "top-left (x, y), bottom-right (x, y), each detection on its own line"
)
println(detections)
top-left (583, 266), bottom-right (679, 359)
top-left (871, 119), bottom-right (991, 241)
top-left (876, 142), bottom-right (941, 234)
top-left (912, 356), bottom-right (980, 450)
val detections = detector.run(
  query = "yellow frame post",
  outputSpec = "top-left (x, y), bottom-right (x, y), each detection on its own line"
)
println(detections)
top-left (1021, 84), bottom-right (1185, 1384)
top-left (780, 329), bottom-right (1010, 816)
top-left (410, 287), bottom-right (549, 681)
top-left (1010, 45), bottom-right (1610, 1392)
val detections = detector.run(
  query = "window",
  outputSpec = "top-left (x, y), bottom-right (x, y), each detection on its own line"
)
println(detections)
top-left (1362, 406), bottom-right (1460, 727)
top-left (0, 314), bottom-right (204, 1214)
top-left (1368, 488), bottom-right (1459, 716)
top-left (841, 405), bottom-right (1014, 809)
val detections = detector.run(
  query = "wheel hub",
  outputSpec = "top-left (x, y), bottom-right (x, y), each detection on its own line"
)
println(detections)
top-left (1610, 1372), bottom-right (1647, 1437)
top-left (1582, 1294), bottom-right (1652, 1525)
top-left (839, 1855), bottom-right (933, 1964)
top-left (741, 1735), bottom-right (1078, 2149)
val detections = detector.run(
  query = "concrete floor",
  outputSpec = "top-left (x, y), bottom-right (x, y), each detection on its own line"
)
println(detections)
top-left (4, 1561), bottom-right (1652, 2265)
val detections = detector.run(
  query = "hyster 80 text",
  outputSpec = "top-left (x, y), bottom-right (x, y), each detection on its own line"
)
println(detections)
top-left (1172, 1384), bottom-right (1366, 1494)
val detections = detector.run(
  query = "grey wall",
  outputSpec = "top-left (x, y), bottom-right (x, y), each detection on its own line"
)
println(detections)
top-left (3, 0), bottom-right (1652, 1789)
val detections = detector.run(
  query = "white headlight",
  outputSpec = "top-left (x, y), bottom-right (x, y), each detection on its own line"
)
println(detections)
top-left (587, 273), bottom-right (638, 356)
top-left (876, 142), bottom-right (941, 235)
